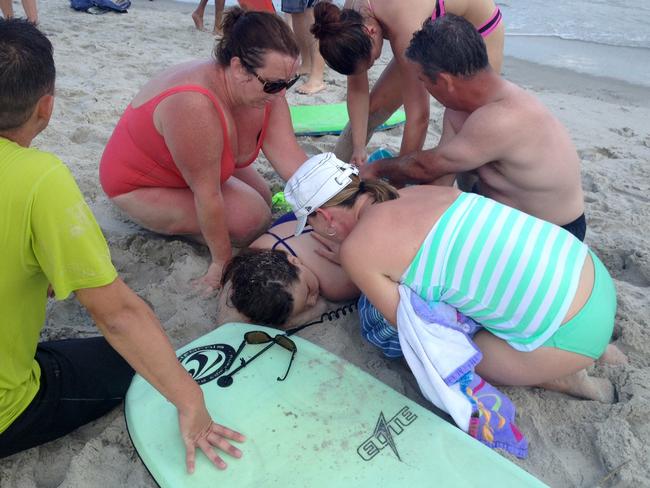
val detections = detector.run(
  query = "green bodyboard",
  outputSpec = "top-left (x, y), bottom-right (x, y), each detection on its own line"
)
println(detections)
top-left (125, 323), bottom-right (546, 487)
top-left (290, 102), bottom-right (406, 136)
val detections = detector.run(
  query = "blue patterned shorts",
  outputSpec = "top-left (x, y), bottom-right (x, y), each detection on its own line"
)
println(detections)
top-left (358, 294), bottom-right (403, 358)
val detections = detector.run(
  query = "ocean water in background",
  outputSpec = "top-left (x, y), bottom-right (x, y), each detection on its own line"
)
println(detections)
top-left (183, 0), bottom-right (650, 86)
top-left (501, 0), bottom-right (649, 48)
top-left (500, 0), bottom-right (650, 86)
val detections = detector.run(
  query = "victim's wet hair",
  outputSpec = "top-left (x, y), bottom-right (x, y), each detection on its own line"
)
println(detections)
top-left (221, 248), bottom-right (300, 327)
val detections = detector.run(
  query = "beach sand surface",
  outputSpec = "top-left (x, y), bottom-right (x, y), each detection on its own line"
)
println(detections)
top-left (1, 0), bottom-right (649, 486)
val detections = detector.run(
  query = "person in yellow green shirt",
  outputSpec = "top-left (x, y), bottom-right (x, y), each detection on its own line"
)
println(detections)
top-left (0, 18), bottom-right (245, 472)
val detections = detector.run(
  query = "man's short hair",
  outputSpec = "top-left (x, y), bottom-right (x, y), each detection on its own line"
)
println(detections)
top-left (406, 15), bottom-right (489, 82)
top-left (0, 18), bottom-right (55, 131)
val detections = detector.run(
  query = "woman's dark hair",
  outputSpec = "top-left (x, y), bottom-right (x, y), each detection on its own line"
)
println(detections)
top-left (311, 2), bottom-right (372, 75)
top-left (406, 15), bottom-right (489, 82)
top-left (221, 248), bottom-right (300, 327)
top-left (0, 18), bottom-right (55, 131)
top-left (215, 7), bottom-right (299, 70)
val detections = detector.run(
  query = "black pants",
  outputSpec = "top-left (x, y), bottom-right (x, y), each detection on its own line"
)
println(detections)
top-left (0, 337), bottom-right (134, 458)
top-left (560, 213), bottom-right (587, 242)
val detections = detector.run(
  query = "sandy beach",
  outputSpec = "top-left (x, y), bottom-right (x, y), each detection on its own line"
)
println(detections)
top-left (1, 0), bottom-right (649, 486)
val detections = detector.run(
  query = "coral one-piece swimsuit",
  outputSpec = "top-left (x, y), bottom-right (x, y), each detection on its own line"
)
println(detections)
top-left (99, 84), bottom-right (270, 197)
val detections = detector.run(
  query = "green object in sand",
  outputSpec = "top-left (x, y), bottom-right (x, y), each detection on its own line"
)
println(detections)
top-left (125, 323), bottom-right (547, 488)
top-left (271, 191), bottom-right (292, 213)
top-left (290, 102), bottom-right (406, 136)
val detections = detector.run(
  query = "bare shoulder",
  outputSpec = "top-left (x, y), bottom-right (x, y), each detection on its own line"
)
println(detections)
top-left (500, 81), bottom-right (550, 116)
top-left (157, 88), bottom-right (221, 115)
top-left (467, 86), bottom-right (540, 134)
top-left (132, 60), bottom-right (209, 106)
top-left (156, 89), bottom-right (225, 140)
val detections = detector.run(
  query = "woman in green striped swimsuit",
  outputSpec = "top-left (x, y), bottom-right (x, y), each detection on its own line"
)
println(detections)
top-left (284, 156), bottom-right (623, 402)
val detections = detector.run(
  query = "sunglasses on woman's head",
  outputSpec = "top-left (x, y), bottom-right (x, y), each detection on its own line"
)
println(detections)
top-left (216, 330), bottom-right (297, 387)
top-left (250, 70), bottom-right (301, 94)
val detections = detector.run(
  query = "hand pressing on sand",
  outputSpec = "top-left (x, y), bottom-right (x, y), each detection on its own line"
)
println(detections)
top-left (312, 233), bottom-right (341, 265)
top-left (178, 402), bottom-right (245, 473)
top-left (194, 261), bottom-right (225, 297)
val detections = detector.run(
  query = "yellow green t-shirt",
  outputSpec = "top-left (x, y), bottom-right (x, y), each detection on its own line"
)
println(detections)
top-left (0, 138), bottom-right (117, 433)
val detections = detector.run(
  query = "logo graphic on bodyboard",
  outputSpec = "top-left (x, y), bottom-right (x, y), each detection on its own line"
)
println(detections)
top-left (178, 344), bottom-right (236, 385)
top-left (357, 406), bottom-right (418, 461)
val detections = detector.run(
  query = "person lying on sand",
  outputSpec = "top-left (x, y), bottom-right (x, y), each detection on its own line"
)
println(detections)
top-left (0, 19), bottom-right (243, 470)
top-left (361, 15), bottom-right (587, 241)
top-left (99, 8), bottom-right (307, 295)
top-left (217, 208), bottom-right (359, 328)
top-left (284, 154), bottom-right (625, 403)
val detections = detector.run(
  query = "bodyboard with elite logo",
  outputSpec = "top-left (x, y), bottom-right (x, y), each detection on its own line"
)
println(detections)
top-left (124, 323), bottom-right (546, 487)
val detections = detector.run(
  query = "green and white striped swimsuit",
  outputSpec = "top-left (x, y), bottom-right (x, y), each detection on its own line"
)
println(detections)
top-left (401, 192), bottom-right (588, 351)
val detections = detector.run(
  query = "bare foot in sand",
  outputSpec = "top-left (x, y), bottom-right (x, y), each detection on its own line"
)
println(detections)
top-left (598, 344), bottom-right (628, 365)
top-left (540, 369), bottom-right (615, 403)
top-left (192, 11), bottom-right (205, 31)
top-left (297, 78), bottom-right (325, 95)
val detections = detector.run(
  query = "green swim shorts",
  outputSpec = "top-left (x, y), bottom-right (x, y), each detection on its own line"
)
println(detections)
top-left (542, 251), bottom-right (617, 359)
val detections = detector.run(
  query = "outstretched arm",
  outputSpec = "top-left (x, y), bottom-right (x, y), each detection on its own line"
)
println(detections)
top-left (159, 92), bottom-right (233, 291)
top-left (362, 106), bottom-right (511, 186)
top-left (390, 27), bottom-right (430, 157)
top-left (346, 72), bottom-right (372, 166)
top-left (261, 98), bottom-right (308, 180)
top-left (76, 278), bottom-right (245, 473)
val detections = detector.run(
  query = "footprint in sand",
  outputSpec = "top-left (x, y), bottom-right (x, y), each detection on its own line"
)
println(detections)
top-left (579, 148), bottom-right (606, 162)
top-left (614, 250), bottom-right (650, 288)
top-left (582, 173), bottom-right (601, 193)
top-left (69, 126), bottom-right (91, 144)
top-left (610, 184), bottom-right (650, 204)
top-left (642, 136), bottom-right (650, 149)
top-left (595, 147), bottom-right (621, 159)
top-left (610, 127), bottom-right (636, 138)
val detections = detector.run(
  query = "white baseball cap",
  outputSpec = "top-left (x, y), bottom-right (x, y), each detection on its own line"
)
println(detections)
top-left (284, 153), bottom-right (359, 236)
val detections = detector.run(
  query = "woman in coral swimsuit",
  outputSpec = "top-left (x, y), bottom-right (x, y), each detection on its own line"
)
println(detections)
top-left (311, 0), bottom-right (504, 165)
top-left (99, 8), bottom-right (307, 291)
